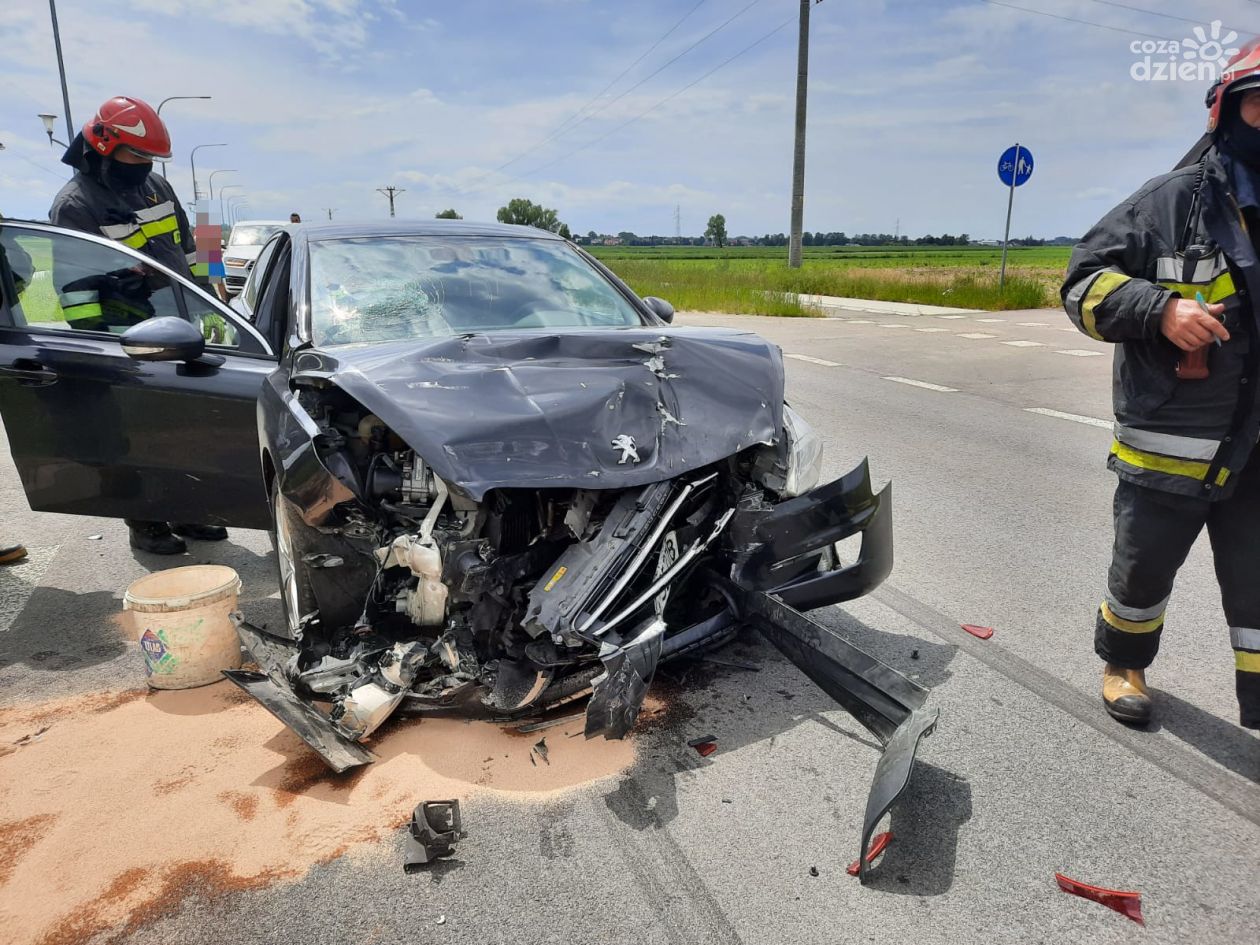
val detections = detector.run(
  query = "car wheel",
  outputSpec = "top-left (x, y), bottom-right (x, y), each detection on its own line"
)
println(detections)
top-left (269, 478), bottom-right (318, 637)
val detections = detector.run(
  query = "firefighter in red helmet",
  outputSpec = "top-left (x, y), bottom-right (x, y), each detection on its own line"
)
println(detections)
top-left (48, 96), bottom-right (228, 555)
top-left (1061, 42), bottom-right (1260, 729)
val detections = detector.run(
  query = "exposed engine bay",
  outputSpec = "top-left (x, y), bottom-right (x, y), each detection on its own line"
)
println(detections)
top-left (239, 384), bottom-right (830, 748)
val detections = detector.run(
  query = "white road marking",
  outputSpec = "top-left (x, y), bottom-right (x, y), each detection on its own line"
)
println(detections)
top-left (959, 332), bottom-right (997, 339)
top-left (1059, 327), bottom-right (1079, 332)
top-left (937, 315), bottom-right (969, 319)
top-left (975, 318), bottom-right (1006, 323)
top-left (785, 353), bottom-right (840, 367)
top-left (1025, 407), bottom-right (1112, 429)
top-left (1018, 321), bottom-right (1049, 327)
top-left (848, 319), bottom-right (875, 324)
top-left (1002, 340), bottom-right (1045, 347)
top-left (915, 327), bottom-right (951, 332)
top-left (878, 323), bottom-right (912, 329)
top-left (1056, 349), bottom-right (1106, 357)
top-left (883, 376), bottom-right (959, 393)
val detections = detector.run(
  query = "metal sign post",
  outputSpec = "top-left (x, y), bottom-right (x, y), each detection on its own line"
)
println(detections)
top-left (997, 143), bottom-right (1034, 292)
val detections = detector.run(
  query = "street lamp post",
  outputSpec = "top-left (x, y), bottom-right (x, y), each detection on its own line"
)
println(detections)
top-left (207, 169), bottom-right (236, 200)
top-left (37, 113), bottom-right (66, 149)
top-left (189, 143), bottom-right (226, 202)
top-left (47, 1), bottom-right (74, 144)
top-left (219, 185), bottom-right (243, 224)
top-left (227, 198), bottom-right (248, 226)
top-left (156, 96), bottom-right (211, 177)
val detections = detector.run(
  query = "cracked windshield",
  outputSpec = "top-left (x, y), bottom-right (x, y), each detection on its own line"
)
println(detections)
top-left (309, 236), bottom-right (644, 345)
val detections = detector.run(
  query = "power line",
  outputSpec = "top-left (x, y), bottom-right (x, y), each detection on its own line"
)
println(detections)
top-left (1079, 0), bottom-right (1253, 36)
top-left (456, 0), bottom-right (765, 197)
top-left (977, 0), bottom-right (1174, 40)
top-left (492, 16), bottom-right (795, 191)
top-left (536, 0), bottom-right (710, 157)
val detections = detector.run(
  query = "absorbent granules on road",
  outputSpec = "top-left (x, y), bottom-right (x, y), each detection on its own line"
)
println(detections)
top-left (0, 682), bottom-right (636, 945)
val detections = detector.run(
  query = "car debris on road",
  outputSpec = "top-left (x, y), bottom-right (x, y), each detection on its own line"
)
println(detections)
top-left (403, 799), bottom-right (464, 871)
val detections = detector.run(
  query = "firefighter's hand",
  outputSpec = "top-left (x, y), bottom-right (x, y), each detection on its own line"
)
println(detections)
top-left (1160, 298), bottom-right (1229, 351)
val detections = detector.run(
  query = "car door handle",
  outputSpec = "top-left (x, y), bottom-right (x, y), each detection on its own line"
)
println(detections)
top-left (0, 359), bottom-right (59, 386)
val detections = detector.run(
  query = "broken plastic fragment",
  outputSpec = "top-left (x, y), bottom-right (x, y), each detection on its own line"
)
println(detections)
top-left (1054, 872), bottom-right (1145, 926)
top-left (846, 831), bottom-right (894, 876)
top-left (686, 734), bottom-right (718, 757)
top-left (961, 624), bottom-right (995, 640)
top-left (809, 866), bottom-right (819, 877)
top-left (403, 800), bottom-right (464, 871)
top-left (533, 738), bottom-right (550, 765)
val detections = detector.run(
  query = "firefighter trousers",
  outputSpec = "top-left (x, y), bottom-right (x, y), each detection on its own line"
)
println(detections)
top-left (1097, 453), bottom-right (1260, 727)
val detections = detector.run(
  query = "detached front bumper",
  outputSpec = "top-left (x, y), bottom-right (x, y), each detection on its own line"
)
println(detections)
top-left (732, 457), bottom-right (892, 610)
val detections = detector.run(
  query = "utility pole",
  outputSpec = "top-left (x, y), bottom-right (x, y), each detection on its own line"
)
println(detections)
top-left (674, 205), bottom-right (681, 240)
top-left (788, 0), bottom-right (812, 269)
top-left (323, 208), bottom-right (336, 221)
top-left (377, 186), bottom-right (404, 217)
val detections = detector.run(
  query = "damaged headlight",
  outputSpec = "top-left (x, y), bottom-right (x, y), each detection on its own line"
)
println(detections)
top-left (782, 405), bottom-right (824, 498)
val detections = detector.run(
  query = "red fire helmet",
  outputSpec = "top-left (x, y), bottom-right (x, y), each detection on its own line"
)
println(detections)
top-left (83, 96), bottom-right (172, 160)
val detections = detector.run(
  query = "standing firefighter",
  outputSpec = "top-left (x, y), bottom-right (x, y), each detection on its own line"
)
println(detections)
top-left (1062, 43), bottom-right (1260, 729)
top-left (49, 96), bottom-right (228, 556)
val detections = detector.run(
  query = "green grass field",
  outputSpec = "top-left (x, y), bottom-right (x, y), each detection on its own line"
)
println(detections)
top-left (589, 244), bottom-right (1072, 315)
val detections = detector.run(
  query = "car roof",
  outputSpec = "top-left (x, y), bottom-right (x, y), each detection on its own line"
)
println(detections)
top-left (230, 220), bottom-right (289, 228)
top-left (295, 220), bottom-right (566, 242)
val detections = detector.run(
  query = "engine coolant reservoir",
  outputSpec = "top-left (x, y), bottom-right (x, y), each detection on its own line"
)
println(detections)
top-left (378, 535), bottom-right (448, 626)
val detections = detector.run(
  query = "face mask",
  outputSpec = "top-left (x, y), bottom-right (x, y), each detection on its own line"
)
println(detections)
top-left (105, 157), bottom-right (153, 189)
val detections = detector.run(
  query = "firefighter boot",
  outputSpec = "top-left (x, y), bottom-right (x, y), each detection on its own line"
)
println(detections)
top-left (172, 524), bottom-right (229, 542)
top-left (1103, 664), bottom-right (1152, 724)
top-left (128, 521), bottom-right (186, 555)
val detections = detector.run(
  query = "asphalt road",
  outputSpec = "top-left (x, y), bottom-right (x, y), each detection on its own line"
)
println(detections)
top-left (1, 305), bottom-right (1257, 944)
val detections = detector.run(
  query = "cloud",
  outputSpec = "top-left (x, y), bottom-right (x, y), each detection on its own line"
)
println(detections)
top-left (5, 0), bottom-right (1258, 236)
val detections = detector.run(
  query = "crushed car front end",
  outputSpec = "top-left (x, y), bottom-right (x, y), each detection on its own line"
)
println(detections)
top-left (227, 227), bottom-right (935, 879)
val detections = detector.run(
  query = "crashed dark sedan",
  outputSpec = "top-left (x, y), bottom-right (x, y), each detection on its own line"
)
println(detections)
top-left (0, 219), bottom-right (936, 879)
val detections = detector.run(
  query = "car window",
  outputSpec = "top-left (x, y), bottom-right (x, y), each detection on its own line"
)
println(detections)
top-left (308, 236), bottom-right (644, 346)
top-left (228, 224), bottom-right (282, 247)
top-left (0, 227), bottom-right (240, 348)
top-left (241, 235), bottom-right (280, 314)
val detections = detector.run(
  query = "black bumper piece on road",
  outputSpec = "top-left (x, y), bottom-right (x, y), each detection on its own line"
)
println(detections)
top-left (740, 591), bottom-right (938, 885)
top-left (734, 459), bottom-right (937, 883)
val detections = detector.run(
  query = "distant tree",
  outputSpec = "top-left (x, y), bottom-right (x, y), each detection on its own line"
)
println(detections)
top-left (705, 214), bottom-right (727, 248)
top-left (617, 231), bottom-right (638, 243)
top-left (496, 197), bottom-right (567, 234)
top-left (558, 223), bottom-right (572, 240)
top-left (587, 230), bottom-right (599, 240)
top-left (435, 208), bottom-right (462, 219)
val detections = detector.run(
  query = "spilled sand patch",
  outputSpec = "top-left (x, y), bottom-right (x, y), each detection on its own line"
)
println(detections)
top-left (0, 682), bottom-right (636, 945)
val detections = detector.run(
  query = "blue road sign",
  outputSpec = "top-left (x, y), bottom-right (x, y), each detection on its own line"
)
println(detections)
top-left (998, 145), bottom-right (1034, 187)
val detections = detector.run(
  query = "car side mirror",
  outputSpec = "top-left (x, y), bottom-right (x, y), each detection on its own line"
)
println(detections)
top-left (642, 296), bottom-right (675, 323)
top-left (121, 316), bottom-right (206, 362)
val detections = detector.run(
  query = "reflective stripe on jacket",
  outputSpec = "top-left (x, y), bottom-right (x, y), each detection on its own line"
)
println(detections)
top-left (1062, 147), bottom-right (1260, 500)
top-left (49, 170), bottom-right (198, 284)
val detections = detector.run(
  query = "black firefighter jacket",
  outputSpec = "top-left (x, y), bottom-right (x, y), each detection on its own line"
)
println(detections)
top-left (1062, 147), bottom-right (1260, 501)
top-left (49, 136), bottom-right (203, 284)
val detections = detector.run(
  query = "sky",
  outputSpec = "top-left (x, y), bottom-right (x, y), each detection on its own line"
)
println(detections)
top-left (3, 0), bottom-right (1260, 239)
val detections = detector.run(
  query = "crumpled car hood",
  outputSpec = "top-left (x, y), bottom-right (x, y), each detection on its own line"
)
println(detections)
top-left (292, 327), bottom-right (785, 499)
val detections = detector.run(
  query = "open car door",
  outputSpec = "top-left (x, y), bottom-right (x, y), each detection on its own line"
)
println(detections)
top-left (0, 220), bottom-right (275, 529)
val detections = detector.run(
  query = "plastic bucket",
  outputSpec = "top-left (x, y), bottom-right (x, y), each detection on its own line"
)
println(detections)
top-left (124, 565), bottom-right (244, 689)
